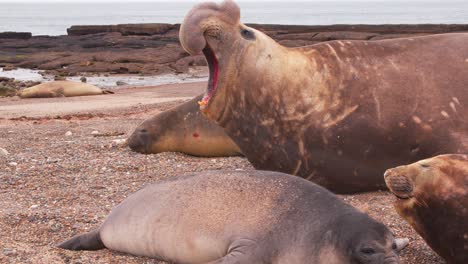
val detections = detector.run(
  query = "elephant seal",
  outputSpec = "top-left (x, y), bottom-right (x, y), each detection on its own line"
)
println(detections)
top-left (179, 0), bottom-right (468, 193)
top-left (18, 80), bottom-right (113, 98)
top-left (384, 154), bottom-right (468, 264)
top-left (58, 170), bottom-right (408, 263)
top-left (128, 94), bottom-right (241, 157)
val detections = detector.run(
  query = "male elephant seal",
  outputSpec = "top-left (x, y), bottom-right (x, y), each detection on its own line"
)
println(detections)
top-left (58, 170), bottom-right (408, 263)
top-left (18, 80), bottom-right (113, 98)
top-left (179, 0), bottom-right (468, 193)
top-left (384, 154), bottom-right (468, 264)
top-left (128, 94), bottom-right (241, 157)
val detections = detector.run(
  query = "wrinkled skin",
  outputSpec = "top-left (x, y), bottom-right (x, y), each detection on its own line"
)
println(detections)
top-left (180, 0), bottom-right (468, 193)
top-left (58, 170), bottom-right (408, 263)
top-left (128, 94), bottom-right (241, 157)
top-left (384, 154), bottom-right (468, 264)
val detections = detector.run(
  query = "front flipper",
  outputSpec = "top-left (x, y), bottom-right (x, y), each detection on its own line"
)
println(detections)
top-left (206, 238), bottom-right (268, 264)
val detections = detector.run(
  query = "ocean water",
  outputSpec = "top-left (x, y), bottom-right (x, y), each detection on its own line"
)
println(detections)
top-left (1, 1), bottom-right (468, 36)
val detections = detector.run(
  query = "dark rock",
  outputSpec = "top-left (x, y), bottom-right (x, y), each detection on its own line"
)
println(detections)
top-left (67, 23), bottom-right (174, 36)
top-left (311, 31), bottom-right (377, 41)
top-left (116, 80), bottom-right (128, 86)
top-left (0, 32), bottom-right (32, 39)
top-left (80, 77), bottom-right (87, 83)
top-left (0, 86), bottom-right (17, 97)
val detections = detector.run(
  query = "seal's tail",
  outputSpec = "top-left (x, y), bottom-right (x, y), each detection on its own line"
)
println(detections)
top-left (56, 229), bottom-right (105, 251)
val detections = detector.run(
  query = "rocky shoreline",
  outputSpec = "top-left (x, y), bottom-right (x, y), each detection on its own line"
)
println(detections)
top-left (1, 23), bottom-right (467, 77)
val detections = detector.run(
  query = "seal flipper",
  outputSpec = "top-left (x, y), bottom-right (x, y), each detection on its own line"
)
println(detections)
top-left (57, 229), bottom-right (105, 251)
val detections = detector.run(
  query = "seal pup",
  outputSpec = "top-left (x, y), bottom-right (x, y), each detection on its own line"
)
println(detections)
top-left (384, 154), bottom-right (468, 264)
top-left (128, 94), bottom-right (241, 157)
top-left (179, 0), bottom-right (468, 193)
top-left (58, 170), bottom-right (408, 263)
top-left (18, 80), bottom-right (113, 98)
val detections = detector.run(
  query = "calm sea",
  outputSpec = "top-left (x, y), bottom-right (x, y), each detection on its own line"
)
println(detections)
top-left (1, 1), bottom-right (468, 36)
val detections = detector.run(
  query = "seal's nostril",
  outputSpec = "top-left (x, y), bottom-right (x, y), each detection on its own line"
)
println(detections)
top-left (140, 129), bottom-right (148, 133)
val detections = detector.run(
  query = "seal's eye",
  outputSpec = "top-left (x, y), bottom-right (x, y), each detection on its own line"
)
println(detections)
top-left (360, 248), bottom-right (376, 255)
top-left (241, 29), bottom-right (255, 40)
top-left (392, 242), bottom-right (397, 250)
top-left (420, 164), bottom-right (430, 168)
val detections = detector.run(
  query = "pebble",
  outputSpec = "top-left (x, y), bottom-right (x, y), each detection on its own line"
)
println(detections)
top-left (65, 131), bottom-right (73, 137)
top-left (8, 162), bottom-right (17, 167)
top-left (111, 139), bottom-right (127, 146)
top-left (116, 80), bottom-right (128, 86)
top-left (0, 147), bottom-right (8, 156)
top-left (80, 77), bottom-right (87, 83)
top-left (30, 204), bottom-right (39, 209)
top-left (3, 248), bottom-right (17, 257)
top-left (91, 130), bottom-right (100, 135)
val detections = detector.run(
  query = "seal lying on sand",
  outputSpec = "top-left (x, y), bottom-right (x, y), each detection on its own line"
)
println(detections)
top-left (58, 170), bottom-right (408, 263)
top-left (384, 154), bottom-right (468, 264)
top-left (18, 81), bottom-right (113, 98)
top-left (179, 0), bottom-right (468, 193)
top-left (128, 94), bottom-right (241, 157)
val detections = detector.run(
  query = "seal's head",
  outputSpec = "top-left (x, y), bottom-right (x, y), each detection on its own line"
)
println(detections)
top-left (384, 154), bottom-right (468, 263)
top-left (180, 0), bottom-right (285, 122)
top-left (329, 212), bottom-right (408, 264)
top-left (128, 110), bottom-right (175, 154)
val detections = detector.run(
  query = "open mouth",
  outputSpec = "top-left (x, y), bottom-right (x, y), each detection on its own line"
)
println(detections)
top-left (199, 45), bottom-right (219, 108)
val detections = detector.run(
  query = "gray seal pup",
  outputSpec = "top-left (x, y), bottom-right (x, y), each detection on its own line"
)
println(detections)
top-left (128, 94), bottom-right (241, 157)
top-left (385, 154), bottom-right (468, 264)
top-left (58, 170), bottom-right (408, 263)
top-left (179, 0), bottom-right (468, 193)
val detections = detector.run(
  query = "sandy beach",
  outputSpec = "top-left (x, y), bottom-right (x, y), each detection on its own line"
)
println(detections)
top-left (0, 80), bottom-right (446, 263)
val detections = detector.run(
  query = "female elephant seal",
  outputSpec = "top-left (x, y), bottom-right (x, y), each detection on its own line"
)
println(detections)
top-left (58, 170), bottom-right (408, 263)
top-left (179, 0), bottom-right (468, 193)
top-left (384, 154), bottom-right (468, 264)
top-left (128, 94), bottom-right (241, 157)
top-left (18, 80), bottom-right (113, 98)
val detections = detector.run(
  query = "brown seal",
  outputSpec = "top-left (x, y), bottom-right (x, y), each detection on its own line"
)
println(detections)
top-left (384, 154), bottom-right (468, 264)
top-left (179, 0), bottom-right (468, 193)
top-left (128, 94), bottom-right (241, 157)
top-left (58, 170), bottom-right (408, 263)
top-left (18, 80), bottom-right (113, 98)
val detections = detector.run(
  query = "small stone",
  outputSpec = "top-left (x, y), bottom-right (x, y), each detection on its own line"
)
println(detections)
top-left (116, 80), bottom-right (128, 86)
top-left (30, 204), bottom-right (39, 209)
top-left (112, 139), bottom-right (127, 146)
top-left (65, 131), bottom-right (73, 137)
top-left (80, 77), bottom-right (87, 83)
top-left (3, 248), bottom-right (17, 256)
top-left (8, 162), bottom-right (17, 167)
top-left (91, 130), bottom-right (100, 135)
top-left (0, 147), bottom-right (8, 156)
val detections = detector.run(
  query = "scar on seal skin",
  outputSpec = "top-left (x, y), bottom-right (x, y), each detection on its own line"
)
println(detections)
top-left (128, 94), bottom-right (241, 157)
top-left (58, 170), bottom-right (408, 263)
top-left (385, 154), bottom-right (468, 264)
top-left (180, 0), bottom-right (468, 193)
